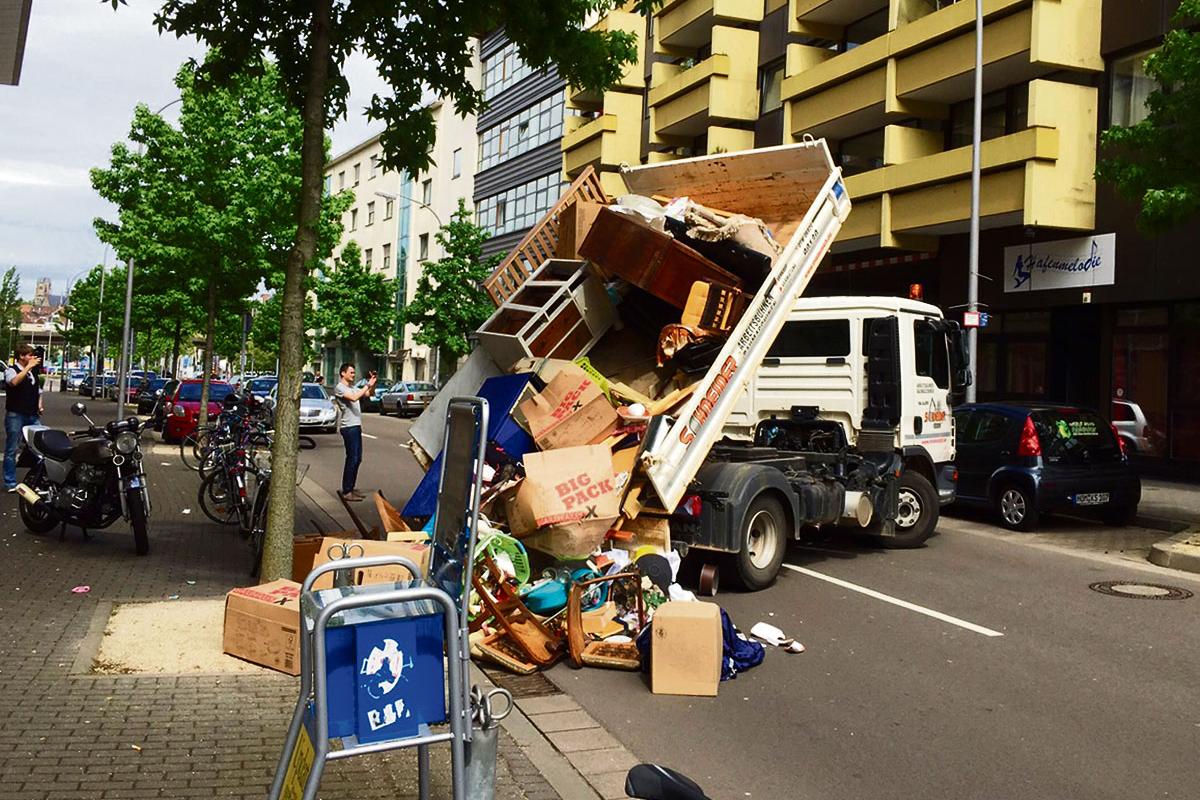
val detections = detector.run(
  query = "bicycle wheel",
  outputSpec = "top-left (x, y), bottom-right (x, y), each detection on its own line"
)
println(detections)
top-left (180, 428), bottom-right (213, 471)
top-left (248, 477), bottom-right (270, 577)
top-left (198, 470), bottom-right (241, 526)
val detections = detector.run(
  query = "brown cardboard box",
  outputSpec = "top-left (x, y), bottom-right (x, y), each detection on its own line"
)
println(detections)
top-left (292, 531), bottom-right (355, 589)
top-left (518, 363), bottom-right (619, 450)
top-left (505, 445), bottom-right (621, 558)
top-left (307, 536), bottom-right (432, 587)
top-left (222, 579), bottom-right (303, 675)
top-left (651, 601), bottom-right (722, 696)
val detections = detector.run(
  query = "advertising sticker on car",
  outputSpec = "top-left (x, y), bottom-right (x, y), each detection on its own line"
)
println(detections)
top-left (1073, 492), bottom-right (1109, 506)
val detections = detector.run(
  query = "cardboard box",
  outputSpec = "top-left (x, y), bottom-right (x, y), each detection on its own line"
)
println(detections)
top-left (505, 445), bottom-right (621, 558)
top-left (518, 363), bottom-right (619, 450)
top-left (222, 579), bottom-right (303, 675)
top-left (307, 536), bottom-right (432, 588)
top-left (651, 601), bottom-right (722, 696)
top-left (292, 531), bottom-right (356, 589)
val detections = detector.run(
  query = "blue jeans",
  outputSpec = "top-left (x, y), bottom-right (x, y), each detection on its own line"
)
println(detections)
top-left (4, 411), bottom-right (39, 488)
top-left (340, 425), bottom-right (363, 495)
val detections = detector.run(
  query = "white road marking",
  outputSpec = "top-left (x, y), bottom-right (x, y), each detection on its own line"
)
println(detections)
top-left (782, 563), bottom-right (1005, 637)
top-left (362, 433), bottom-right (378, 440)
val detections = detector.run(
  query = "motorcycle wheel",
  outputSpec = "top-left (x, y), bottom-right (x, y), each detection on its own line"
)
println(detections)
top-left (18, 467), bottom-right (58, 535)
top-left (128, 487), bottom-right (150, 556)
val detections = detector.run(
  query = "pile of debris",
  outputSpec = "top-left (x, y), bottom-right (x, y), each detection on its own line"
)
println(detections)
top-left (387, 155), bottom-right (836, 695)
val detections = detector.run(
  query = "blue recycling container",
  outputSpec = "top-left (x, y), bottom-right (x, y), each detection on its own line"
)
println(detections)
top-left (304, 582), bottom-right (446, 744)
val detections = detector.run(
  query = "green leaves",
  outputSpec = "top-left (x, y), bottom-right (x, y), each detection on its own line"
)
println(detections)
top-left (1096, 0), bottom-right (1200, 233)
top-left (312, 241), bottom-right (397, 356)
top-left (399, 199), bottom-right (500, 359)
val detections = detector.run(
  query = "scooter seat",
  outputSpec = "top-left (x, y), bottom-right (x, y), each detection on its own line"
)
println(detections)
top-left (33, 429), bottom-right (74, 461)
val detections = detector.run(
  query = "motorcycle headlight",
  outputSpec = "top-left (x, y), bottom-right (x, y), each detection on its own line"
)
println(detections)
top-left (115, 431), bottom-right (139, 454)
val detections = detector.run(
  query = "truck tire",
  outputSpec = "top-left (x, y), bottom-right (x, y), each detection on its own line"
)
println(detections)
top-left (729, 494), bottom-right (788, 591)
top-left (878, 471), bottom-right (938, 548)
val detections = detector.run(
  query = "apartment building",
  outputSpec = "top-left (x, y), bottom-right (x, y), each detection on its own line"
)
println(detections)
top-left (320, 134), bottom-right (405, 381)
top-left (1, 0), bottom-right (32, 85)
top-left (559, 0), bottom-right (1199, 469)
top-left (473, 31), bottom-right (572, 258)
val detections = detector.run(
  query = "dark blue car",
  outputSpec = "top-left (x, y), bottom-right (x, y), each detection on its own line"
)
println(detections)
top-left (952, 402), bottom-right (1140, 531)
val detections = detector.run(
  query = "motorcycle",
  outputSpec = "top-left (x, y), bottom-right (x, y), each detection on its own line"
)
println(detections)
top-left (625, 764), bottom-right (708, 800)
top-left (15, 401), bottom-right (152, 556)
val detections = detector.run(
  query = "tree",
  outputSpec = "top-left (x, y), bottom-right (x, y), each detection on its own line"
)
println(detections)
top-left (142, 0), bottom-right (657, 582)
top-left (1096, 0), bottom-right (1200, 232)
top-left (0, 268), bottom-right (24, 359)
top-left (312, 240), bottom-right (397, 360)
top-left (400, 200), bottom-right (500, 368)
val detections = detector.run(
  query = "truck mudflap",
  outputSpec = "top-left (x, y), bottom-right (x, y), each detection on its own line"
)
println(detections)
top-left (687, 461), bottom-right (802, 553)
top-left (628, 144), bottom-right (852, 511)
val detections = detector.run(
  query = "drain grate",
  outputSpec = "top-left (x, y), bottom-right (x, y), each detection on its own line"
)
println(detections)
top-left (1088, 581), bottom-right (1193, 600)
top-left (481, 666), bottom-right (563, 698)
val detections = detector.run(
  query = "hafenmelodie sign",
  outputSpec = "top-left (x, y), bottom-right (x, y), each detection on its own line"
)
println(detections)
top-left (1003, 233), bottom-right (1116, 293)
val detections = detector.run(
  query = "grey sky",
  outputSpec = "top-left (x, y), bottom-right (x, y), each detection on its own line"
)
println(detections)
top-left (0, 1), bottom-right (387, 300)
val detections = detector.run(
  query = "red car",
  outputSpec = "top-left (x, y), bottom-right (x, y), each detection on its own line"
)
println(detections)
top-left (162, 380), bottom-right (235, 442)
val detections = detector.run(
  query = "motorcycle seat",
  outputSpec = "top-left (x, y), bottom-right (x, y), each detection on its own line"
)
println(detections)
top-left (33, 429), bottom-right (75, 461)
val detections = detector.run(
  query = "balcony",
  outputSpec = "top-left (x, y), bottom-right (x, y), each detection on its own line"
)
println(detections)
top-left (561, 92), bottom-right (643, 197)
top-left (834, 79), bottom-right (1096, 251)
top-left (656, 0), bottom-right (763, 51)
top-left (793, 0), bottom-right (888, 27)
top-left (648, 26), bottom-right (759, 140)
top-left (568, 8), bottom-right (646, 106)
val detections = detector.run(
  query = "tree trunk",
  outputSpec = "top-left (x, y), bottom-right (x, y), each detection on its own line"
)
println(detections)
top-left (171, 315), bottom-right (182, 378)
top-left (261, 0), bottom-right (333, 582)
top-left (199, 279), bottom-right (216, 428)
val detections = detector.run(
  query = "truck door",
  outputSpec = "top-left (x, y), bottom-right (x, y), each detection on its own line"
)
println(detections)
top-left (910, 318), bottom-right (953, 462)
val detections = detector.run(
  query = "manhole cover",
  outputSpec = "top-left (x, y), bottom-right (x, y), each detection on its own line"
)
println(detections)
top-left (1089, 581), bottom-right (1193, 600)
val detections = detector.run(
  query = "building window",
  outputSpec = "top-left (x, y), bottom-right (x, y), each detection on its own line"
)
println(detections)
top-left (482, 39), bottom-right (537, 101)
top-left (475, 172), bottom-right (567, 237)
top-left (350, 208), bottom-right (358, 230)
top-left (353, 163), bottom-right (361, 186)
top-left (453, 148), bottom-right (462, 178)
top-left (384, 198), bottom-right (394, 219)
top-left (421, 179), bottom-right (432, 206)
top-left (382, 243), bottom-right (391, 272)
top-left (338, 171), bottom-right (345, 190)
top-left (477, 91), bottom-right (569, 171)
top-left (1110, 48), bottom-right (1158, 127)
top-left (947, 84), bottom-right (1028, 149)
top-left (369, 155), bottom-right (379, 178)
top-left (323, 175), bottom-right (332, 196)
top-left (367, 201), bottom-right (376, 226)
top-left (418, 233), bottom-right (429, 261)
top-left (759, 61), bottom-right (785, 115)
top-left (837, 129), bottom-right (885, 176)
top-left (364, 248), bottom-right (373, 269)
top-left (842, 7), bottom-right (889, 52)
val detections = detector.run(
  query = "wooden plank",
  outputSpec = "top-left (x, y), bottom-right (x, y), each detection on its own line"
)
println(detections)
top-left (646, 383), bottom-right (698, 416)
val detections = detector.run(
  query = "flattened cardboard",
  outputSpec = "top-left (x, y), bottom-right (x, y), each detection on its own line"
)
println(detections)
top-left (518, 364), bottom-right (619, 450)
top-left (651, 601), bottom-right (722, 696)
top-left (223, 579), bottom-right (303, 675)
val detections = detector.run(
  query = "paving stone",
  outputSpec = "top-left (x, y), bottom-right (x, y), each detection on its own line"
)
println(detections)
top-left (586, 770), bottom-right (633, 800)
top-left (546, 727), bottom-right (623, 754)
top-left (516, 695), bottom-right (581, 716)
top-left (530, 709), bottom-right (600, 733)
top-left (564, 747), bottom-right (639, 776)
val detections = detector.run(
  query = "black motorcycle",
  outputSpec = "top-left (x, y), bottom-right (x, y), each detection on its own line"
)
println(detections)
top-left (16, 402), bottom-right (152, 555)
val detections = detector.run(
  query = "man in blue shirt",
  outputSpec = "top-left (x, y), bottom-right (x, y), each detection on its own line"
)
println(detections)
top-left (5, 344), bottom-right (44, 491)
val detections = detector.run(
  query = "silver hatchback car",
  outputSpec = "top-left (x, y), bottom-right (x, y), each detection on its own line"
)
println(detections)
top-left (378, 381), bottom-right (437, 417)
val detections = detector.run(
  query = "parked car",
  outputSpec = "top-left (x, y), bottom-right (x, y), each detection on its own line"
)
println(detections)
top-left (269, 382), bottom-right (339, 433)
top-left (163, 380), bottom-right (234, 442)
top-left (378, 381), bottom-right (437, 417)
top-left (245, 375), bottom-right (278, 400)
top-left (66, 370), bottom-right (89, 391)
top-left (130, 370), bottom-right (158, 383)
top-left (80, 375), bottom-right (118, 398)
top-left (952, 402), bottom-right (1140, 531)
top-left (137, 377), bottom-right (173, 414)
top-left (148, 379), bottom-right (180, 431)
top-left (1110, 399), bottom-right (1165, 456)
top-left (353, 377), bottom-right (383, 412)
top-left (122, 376), bottom-right (148, 405)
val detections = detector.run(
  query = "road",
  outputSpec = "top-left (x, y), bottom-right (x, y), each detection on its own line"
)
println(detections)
top-left (64, 390), bottom-right (1200, 798)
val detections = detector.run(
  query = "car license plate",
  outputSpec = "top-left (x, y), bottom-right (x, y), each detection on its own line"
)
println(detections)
top-left (1073, 492), bottom-right (1109, 506)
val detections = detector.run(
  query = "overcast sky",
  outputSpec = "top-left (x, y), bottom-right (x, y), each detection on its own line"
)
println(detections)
top-left (0, 1), bottom-right (388, 300)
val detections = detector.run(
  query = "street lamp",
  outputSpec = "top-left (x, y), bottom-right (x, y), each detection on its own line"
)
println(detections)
top-left (965, 0), bottom-right (983, 403)
top-left (375, 190), bottom-right (445, 384)
top-left (59, 267), bottom-right (91, 392)
top-left (116, 97), bottom-right (182, 420)
top-left (92, 245), bottom-right (110, 393)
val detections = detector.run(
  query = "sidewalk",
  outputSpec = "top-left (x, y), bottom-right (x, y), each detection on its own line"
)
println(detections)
top-left (1138, 478), bottom-right (1200, 530)
top-left (0, 430), bottom-right (561, 798)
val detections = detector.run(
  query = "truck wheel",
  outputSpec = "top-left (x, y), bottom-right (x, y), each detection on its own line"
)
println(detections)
top-left (729, 494), bottom-right (788, 591)
top-left (878, 471), bottom-right (938, 548)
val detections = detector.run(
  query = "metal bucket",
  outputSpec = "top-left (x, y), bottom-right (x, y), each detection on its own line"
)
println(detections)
top-left (465, 686), bottom-right (514, 800)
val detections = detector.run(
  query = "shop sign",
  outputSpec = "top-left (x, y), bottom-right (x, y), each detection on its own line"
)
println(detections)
top-left (1004, 234), bottom-right (1116, 293)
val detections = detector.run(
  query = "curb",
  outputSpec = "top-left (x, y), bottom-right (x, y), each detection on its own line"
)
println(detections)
top-left (1148, 529), bottom-right (1200, 574)
top-left (1135, 514), bottom-right (1194, 534)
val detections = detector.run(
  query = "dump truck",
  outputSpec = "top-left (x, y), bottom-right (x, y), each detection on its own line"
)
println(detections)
top-left (415, 140), bottom-right (969, 590)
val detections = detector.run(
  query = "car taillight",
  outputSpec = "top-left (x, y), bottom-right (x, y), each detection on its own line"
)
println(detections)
top-left (677, 493), bottom-right (703, 518)
top-left (1112, 424), bottom-right (1128, 457)
top-left (407, 393), bottom-right (415, 401)
top-left (1017, 416), bottom-right (1041, 457)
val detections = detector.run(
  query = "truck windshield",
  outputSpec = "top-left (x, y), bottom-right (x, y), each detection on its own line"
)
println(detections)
top-left (913, 320), bottom-right (949, 389)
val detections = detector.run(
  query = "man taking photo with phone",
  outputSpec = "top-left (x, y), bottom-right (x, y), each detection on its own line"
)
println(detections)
top-left (5, 344), bottom-right (44, 492)
top-left (333, 362), bottom-right (376, 502)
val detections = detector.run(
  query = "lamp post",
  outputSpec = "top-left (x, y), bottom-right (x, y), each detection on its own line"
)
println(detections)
top-left (59, 268), bottom-right (90, 392)
top-left (116, 97), bottom-right (182, 420)
top-left (965, 0), bottom-right (983, 403)
top-left (375, 190), bottom-right (444, 382)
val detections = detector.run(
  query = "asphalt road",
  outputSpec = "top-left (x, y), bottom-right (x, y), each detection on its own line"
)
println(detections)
top-left (55, 390), bottom-right (1200, 799)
